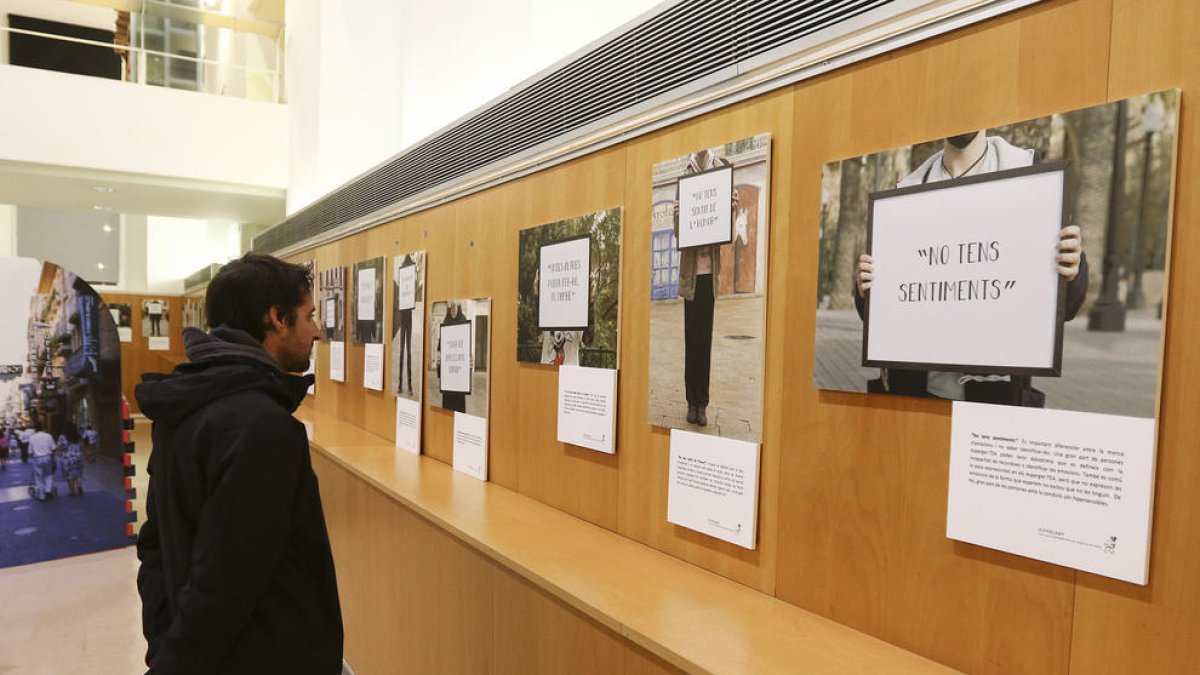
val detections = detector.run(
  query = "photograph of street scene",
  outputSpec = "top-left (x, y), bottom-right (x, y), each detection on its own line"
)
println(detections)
top-left (814, 91), bottom-right (1178, 418)
top-left (0, 257), bottom-right (128, 569)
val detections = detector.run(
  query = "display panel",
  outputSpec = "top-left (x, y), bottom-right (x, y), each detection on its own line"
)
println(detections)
top-left (647, 133), bottom-right (771, 443)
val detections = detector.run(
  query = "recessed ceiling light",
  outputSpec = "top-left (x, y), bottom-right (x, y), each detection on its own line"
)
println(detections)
top-left (97, 263), bottom-right (106, 270)
top-left (92, 205), bottom-right (112, 211)
top-left (92, 186), bottom-right (115, 193)
top-left (102, 224), bottom-right (113, 233)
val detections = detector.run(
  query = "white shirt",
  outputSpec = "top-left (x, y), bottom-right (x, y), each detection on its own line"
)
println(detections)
top-left (29, 431), bottom-right (56, 458)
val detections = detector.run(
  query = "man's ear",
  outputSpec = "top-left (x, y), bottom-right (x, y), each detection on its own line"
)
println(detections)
top-left (264, 305), bottom-right (286, 334)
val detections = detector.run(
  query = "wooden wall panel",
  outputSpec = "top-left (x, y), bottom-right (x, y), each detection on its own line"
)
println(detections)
top-left (1068, 1), bottom-right (1200, 673)
top-left (288, 0), bottom-right (1200, 671)
top-left (491, 566), bottom-right (625, 675)
top-left (452, 181), bottom-right (525, 490)
top-left (511, 148), bottom-right (627, 530)
top-left (616, 89), bottom-right (794, 593)
top-left (315, 451), bottom-right (703, 675)
top-left (315, 452), bottom-right (494, 674)
top-left (100, 292), bottom-right (185, 414)
top-left (773, 1), bottom-right (1111, 674)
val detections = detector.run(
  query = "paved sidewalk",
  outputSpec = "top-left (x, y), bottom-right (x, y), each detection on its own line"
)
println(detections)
top-left (814, 308), bottom-right (1162, 418)
top-left (0, 454), bottom-right (131, 569)
top-left (649, 294), bottom-right (766, 442)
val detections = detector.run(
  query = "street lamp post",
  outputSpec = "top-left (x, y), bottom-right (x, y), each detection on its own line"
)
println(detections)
top-left (1126, 95), bottom-right (1167, 310)
top-left (1088, 100), bottom-right (1129, 332)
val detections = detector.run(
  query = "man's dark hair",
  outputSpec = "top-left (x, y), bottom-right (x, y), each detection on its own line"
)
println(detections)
top-left (206, 253), bottom-right (313, 341)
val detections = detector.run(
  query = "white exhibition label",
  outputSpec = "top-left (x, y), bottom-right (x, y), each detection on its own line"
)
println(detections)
top-left (439, 321), bottom-right (472, 394)
top-left (357, 267), bottom-right (376, 320)
top-left (148, 336), bottom-right (169, 351)
top-left (453, 412), bottom-right (488, 481)
top-left (325, 297), bottom-right (336, 328)
top-left (556, 365), bottom-right (617, 454)
top-left (667, 429), bottom-right (760, 550)
top-left (539, 237), bottom-right (590, 329)
top-left (329, 340), bottom-right (346, 382)
top-left (304, 348), bottom-right (316, 395)
top-left (364, 342), bottom-right (384, 391)
top-left (117, 327), bottom-right (132, 343)
top-left (676, 166), bottom-right (733, 249)
top-left (866, 167), bottom-right (1065, 372)
top-left (947, 401), bottom-right (1156, 585)
top-left (395, 396), bottom-right (422, 455)
top-left (396, 264), bottom-right (417, 311)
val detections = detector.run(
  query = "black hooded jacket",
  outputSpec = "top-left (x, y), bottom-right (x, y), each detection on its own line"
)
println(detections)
top-left (135, 327), bottom-right (342, 675)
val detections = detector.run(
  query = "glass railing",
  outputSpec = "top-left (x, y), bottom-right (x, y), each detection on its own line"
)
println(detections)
top-left (1, 0), bottom-right (283, 103)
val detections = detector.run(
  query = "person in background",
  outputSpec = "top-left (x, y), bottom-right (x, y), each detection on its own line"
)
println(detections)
top-left (59, 427), bottom-right (85, 496)
top-left (28, 427), bottom-right (57, 501)
top-left (19, 425), bottom-right (32, 463)
top-left (0, 426), bottom-right (8, 472)
top-left (83, 424), bottom-right (99, 463)
top-left (672, 147), bottom-right (741, 427)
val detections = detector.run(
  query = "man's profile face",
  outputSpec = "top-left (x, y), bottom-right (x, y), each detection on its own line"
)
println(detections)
top-left (277, 291), bottom-right (320, 373)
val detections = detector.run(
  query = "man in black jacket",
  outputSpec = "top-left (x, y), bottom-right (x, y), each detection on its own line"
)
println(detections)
top-left (135, 253), bottom-right (343, 674)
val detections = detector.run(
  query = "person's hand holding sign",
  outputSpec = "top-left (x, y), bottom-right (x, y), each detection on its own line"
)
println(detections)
top-left (856, 254), bottom-right (875, 296)
top-left (1057, 225), bottom-right (1082, 281)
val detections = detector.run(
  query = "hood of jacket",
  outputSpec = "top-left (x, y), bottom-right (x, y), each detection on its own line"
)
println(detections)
top-left (134, 326), bottom-right (314, 426)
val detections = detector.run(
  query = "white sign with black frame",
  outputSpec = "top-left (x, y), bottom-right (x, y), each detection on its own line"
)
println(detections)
top-left (676, 165), bottom-right (734, 249)
top-left (439, 321), bottom-right (472, 394)
top-left (863, 163), bottom-right (1069, 375)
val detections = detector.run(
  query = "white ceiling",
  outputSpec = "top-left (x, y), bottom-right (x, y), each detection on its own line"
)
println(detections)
top-left (0, 159), bottom-right (285, 224)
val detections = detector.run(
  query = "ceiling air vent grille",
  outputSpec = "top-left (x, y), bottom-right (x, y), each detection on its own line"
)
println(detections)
top-left (253, 0), bottom-right (900, 253)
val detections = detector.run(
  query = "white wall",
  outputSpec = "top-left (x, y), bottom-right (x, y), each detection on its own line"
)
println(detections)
top-left (145, 216), bottom-right (241, 294)
top-left (0, 63), bottom-right (287, 188)
top-left (396, 1), bottom-right (666, 150)
top-left (285, 0), bottom-right (666, 214)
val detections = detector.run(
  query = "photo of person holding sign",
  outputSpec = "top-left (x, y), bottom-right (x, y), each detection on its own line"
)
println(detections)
top-left (852, 129), bottom-right (1087, 406)
top-left (648, 134), bottom-right (772, 443)
top-left (815, 92), bottom-right (1179, 419)
top-left (673, 148), bottom-right (736, 427)
top-left (428, 298), bottom-right (490, 418)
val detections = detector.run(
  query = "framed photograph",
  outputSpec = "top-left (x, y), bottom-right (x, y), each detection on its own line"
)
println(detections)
top-left (813, 90), bottom-right (1180, 418)
top-left (428, 298), bottom-right (491, 417)
top-left (516, 208), bottom-right (621, 367)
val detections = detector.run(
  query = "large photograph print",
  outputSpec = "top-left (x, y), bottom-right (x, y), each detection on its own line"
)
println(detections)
top-left (427, 298), bottom-right (491, 418)
top-left (391, 251), bottom-right (426, 400)
top-left (141, 298), bottom-right (169, 338)
top-left (517, 208), bottom-right (621, 368)
top-left (647, 133), bottom-right (771, 442)
top-left (352, 257), bottom-right (385, 344)
top-left (319, 266), bottom-right (346, 342)
top-left (1, 257), bottom-right (127, 569)
top-left (814, 91), bottom-right (1179, 418)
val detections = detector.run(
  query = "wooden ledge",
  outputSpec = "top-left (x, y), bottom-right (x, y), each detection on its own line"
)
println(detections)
top-left (298, 408), bottom-right (955, 674)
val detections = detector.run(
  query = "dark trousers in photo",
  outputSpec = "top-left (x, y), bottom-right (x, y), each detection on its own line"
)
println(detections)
top-left (684, 274), bottom-right (714, 407)
top-left (399, 310), bottom-right (413, 393)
